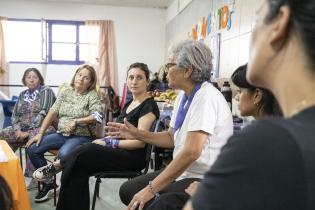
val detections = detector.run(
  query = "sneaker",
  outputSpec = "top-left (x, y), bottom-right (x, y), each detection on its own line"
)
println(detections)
top-left (33, 164), bottom-right (61, 182)
top-left (34, 183), bottom-right (59, 203)
top-left (27, 178), bottom-right (38, 191)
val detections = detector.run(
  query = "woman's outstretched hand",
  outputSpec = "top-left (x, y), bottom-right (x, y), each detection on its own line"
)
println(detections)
top-left (106, 118), bottom-right (138, 139)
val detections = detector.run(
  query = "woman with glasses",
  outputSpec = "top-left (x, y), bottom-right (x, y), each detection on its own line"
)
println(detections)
top-left (26, 65), bottom-right (102, 203)
top-left (185, 0), bottom-right (315, 209)
top-left (107, 40), bottom-right (233, 210)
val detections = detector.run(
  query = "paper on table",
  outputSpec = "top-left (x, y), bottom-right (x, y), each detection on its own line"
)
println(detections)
top-left (0, 144), bottom-right (8, 162)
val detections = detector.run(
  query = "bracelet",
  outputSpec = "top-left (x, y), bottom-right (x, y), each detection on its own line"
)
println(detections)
top-left (102, 138), bottom-right (120, 149)
top-left (112, 139), bottom-right (119, 148)
top-left (148, 181), bottom-right (160, 199)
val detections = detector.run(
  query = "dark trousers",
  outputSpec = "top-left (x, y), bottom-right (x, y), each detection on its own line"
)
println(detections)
top-left (119, 170), bottom-right (200, 210)
top-left (56, 143), bottom-right (146, 210)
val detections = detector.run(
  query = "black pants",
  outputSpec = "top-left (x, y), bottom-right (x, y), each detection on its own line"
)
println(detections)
top-left (56, 143), bottom-right (146, 210)
top-left (119, 170), bottom-right (200, 210)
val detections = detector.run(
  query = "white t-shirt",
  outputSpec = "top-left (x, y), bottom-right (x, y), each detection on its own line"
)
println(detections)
top-left (170, 82), bottom-right (233, 180)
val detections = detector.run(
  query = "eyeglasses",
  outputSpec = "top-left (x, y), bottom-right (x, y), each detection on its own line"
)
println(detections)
top-left (164, 62), bottom-right (177, 73)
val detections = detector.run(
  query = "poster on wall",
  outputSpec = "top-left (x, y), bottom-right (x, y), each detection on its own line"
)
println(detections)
top-left (209, 33), bottom-right (221, 79)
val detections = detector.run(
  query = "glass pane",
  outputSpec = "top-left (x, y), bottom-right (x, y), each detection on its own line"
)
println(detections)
top-left (52, 43), bottom-right (76, 61)
top-left (52, 24), bottom-right (76, 42)
top-left (3, 20), bottom-right (43, 62)
top-left (79, 43), bottom-right (98, 62)
top-left (79, 25), bottom-right (99, 44)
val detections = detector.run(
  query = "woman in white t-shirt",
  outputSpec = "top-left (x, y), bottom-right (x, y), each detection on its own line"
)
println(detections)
top-left (107, 40), bottom-right (233, 210)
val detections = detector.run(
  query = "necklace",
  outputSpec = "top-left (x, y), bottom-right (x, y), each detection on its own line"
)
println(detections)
top-left (290, 97), bottom-right (315, 116)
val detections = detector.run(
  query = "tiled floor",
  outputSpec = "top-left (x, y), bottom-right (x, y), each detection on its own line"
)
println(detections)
top-left (21, 151), bottom-right (126, 210)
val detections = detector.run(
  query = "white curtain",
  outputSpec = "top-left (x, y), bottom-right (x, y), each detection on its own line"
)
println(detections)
top-left (0, 17), bottom-right (9, 98)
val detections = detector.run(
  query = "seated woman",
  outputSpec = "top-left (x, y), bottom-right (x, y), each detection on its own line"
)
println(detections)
top-left (151, 63), bottom-right (282, 210)
top-left (0, 68), bottom-right (56, 180)
top-left (232, 64), bottom-right (282, 119)
top-left (107, 40), bottom-right (233, 210)
top-left (26, 64), bottom-right (102, 203)
top-left (32, 62), bottom-right (159, 209)
top-left (186, 0), bottom-right (315, 209)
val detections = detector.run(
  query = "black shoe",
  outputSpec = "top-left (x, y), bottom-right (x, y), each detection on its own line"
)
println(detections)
top-left (34, 183), bottom-right (58, 203)
top-left (33, 164), bottom-right (61, 182)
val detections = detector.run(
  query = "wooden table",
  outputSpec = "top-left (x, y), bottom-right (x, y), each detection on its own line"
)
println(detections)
top-left (0, 140), bottom-right (31, 210)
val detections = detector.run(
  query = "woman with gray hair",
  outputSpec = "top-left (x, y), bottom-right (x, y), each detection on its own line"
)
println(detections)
top-left (107, 40), bottom-right (233, 210)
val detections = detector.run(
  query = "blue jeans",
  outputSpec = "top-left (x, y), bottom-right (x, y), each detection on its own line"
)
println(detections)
top-left (27, 133), bottom-right (91, 169)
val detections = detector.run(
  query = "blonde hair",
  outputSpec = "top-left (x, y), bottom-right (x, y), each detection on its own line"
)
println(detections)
top-left (70, 65), bottom-right (97, 91)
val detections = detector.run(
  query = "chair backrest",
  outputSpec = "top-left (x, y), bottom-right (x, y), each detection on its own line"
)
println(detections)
top-left (141, 119), bottom-right (157, 175)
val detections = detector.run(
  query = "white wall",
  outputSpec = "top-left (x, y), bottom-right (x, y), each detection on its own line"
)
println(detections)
top-left (165, 0), bottom-right (264, 78)
top-left (0, 0), bottom-right (166, 97)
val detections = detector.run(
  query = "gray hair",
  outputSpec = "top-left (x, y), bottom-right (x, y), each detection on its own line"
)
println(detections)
top-left (169, 40), bottom-right (213, 83)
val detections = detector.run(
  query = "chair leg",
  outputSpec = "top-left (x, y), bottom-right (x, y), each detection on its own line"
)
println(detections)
top-left (53, 174), bottom-right (57, 206)
top-left (91, 177), bottom-right (101, 210)
top-left (38, 181), bottom-right (41, 191)
top-left (96, 180), bottom-right (100, 198)
top-left (19, 146), bottom-right (23, 168)
top-left (24, 147), bottom-right (27, 166)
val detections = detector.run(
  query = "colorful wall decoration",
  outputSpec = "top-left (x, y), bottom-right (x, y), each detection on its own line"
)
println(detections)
top-left (186, 1), bottom-right (236, 79)
top-left (189, 1), bottom-right (235, 41)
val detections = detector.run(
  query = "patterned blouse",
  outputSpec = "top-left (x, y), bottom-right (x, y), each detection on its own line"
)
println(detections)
top-left (51, 88), bottom-right (102, 136)
top-left (11, 85), bottom-right (56, 131)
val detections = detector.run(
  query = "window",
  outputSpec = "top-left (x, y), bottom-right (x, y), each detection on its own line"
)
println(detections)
top-left (47, 21), bottom-right (95, 64)
top-left (4, 19), bottom-right (45, 62)
top-left (4, 19), bottom-right (98, 65)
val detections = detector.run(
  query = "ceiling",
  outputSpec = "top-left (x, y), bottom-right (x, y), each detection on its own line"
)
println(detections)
top-left (20, 0), bottom-right (175, 9)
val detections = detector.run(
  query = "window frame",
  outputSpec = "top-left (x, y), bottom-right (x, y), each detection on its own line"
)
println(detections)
top-left (7, 18), bottom-right (47, 64)
top-left (6, 19), bottom-right (91, 65)
top-left (47, 20), bottom-right (85, 65)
